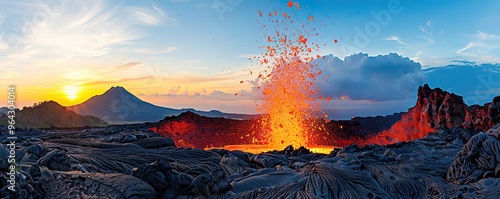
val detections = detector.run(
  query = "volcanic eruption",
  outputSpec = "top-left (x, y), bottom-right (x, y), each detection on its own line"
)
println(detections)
top-left (249, 3), bottom-right (329, 151)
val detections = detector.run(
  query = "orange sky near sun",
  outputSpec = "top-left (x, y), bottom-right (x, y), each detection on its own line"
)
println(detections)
top-left (0, 70), bottom-right (255, 112)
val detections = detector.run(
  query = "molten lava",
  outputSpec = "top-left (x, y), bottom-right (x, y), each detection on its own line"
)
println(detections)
top-left (253, 3), bottom-right (326, 150)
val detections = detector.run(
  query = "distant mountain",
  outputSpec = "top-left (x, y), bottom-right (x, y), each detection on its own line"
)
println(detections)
top-left (67, 86), bottom-right (255, 124)
top-left (0, 101), bottom-right (108, 128)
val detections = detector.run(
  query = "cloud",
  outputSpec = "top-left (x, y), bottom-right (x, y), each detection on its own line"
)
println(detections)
top-left (411, 51), bottom-right (423, 62)
top-left (117, 62), bottom-right (143, 70)
top-left (456, 31), bottom-right (500, 63)
top-left (458, 31), bottom-right (500, 53)
top-left (476, 31), bottom-right (500, 40)
top-left (450, 60), bottom-right (476, 65)
top-left (426, 20), bottom-right (433, 30)
top-left (1, 0), bottom-right (176, 68)
top-left (422, 63), bottom-right (500, 105)
top-left (126, 5), bottom-right (175, 26)
top-left (418, 20), bottom-right (436, 44)
top-left (384, 36), bottom-right (407, 46)
top-left (144, 88), bottom-right (258, 101)
top-left (80, 76), bottom-right (155, 86)
top-left (315, 53), bottom-right (426, 101)
top-left (134, 46), bottom-right (177, 54)
top-left (169, 86), bottom-right (182, 94)
top-left (457, 42), bottom-right (479, 54)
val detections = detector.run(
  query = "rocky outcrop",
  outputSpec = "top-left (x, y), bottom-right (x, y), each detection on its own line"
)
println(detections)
top-left (464, 96), bottom-right (500, 132)
top-left (366, 84), bottom-right (498, 145)
top-left (425, 87), bottom-right (468, 129)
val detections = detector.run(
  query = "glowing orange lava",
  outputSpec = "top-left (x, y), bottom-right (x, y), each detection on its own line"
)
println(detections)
top-left (252, 3), bottom-right (325, 150)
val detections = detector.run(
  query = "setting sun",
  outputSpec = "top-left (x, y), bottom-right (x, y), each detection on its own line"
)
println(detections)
top-left (63, 85), bottom-right (81, 100)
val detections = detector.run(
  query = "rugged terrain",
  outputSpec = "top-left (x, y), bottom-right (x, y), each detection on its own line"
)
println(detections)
top-left (1, 123), bottom-right (500, 198)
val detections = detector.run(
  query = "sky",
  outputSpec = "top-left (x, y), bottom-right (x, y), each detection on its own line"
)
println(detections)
top-left (1, 0), bottom-right (500, 119)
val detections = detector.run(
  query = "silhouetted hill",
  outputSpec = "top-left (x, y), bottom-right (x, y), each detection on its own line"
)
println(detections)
top-left (351, 112), bottom-right (404, 135)
top-left (0, 101), bottom-right (108, 128)
top-left (67, 86), bottom-right (256, 124)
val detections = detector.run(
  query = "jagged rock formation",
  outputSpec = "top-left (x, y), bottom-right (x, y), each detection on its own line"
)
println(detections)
top-left (366, 84), bottom-right (498, 145)
top-left (464, 96), bottom-right (500, 132)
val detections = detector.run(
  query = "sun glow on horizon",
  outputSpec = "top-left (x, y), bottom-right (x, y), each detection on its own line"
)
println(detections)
top-left (63, 85), bottom-right (81, 101)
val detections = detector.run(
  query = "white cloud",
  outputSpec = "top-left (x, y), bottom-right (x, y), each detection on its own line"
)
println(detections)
top-left (117, 62), bottom-right (143, 70)
top-left (456, 31), bottom-right (500, 63)
top-left (135, 46), bottom-right (177, 55)
top-left (476, 31), bottom-right (500, 40)
top-left (1, 0), bottom-right (175, 68)
top-left (315, 53), bottom-right (426, 101)
top-left (426, 20), bottom-right (433, 30)
top-left (126, 5), bottom-right (175, 26)
top-left (457, 42), bottom-right (478, 54)
top-left (417, 20), bottom-right (437, 44)
top-left (385, 36), bottom-right (407, 46)
top-left (412, 51), bottom-right (423, 62)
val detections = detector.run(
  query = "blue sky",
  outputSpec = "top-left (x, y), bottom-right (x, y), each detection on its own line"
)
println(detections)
top-left (1, 0), bottom-right (499, 119)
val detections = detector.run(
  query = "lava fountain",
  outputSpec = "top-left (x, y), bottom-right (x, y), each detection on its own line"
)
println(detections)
top-left (253, 2), bottom-right (329, 151)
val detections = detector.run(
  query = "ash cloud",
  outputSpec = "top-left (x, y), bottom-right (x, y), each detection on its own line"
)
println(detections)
top-left (315, 53), bottom-right (426, 101)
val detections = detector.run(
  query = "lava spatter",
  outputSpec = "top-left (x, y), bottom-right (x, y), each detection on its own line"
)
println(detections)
top-left (251, 2), bottom-right (326, 149)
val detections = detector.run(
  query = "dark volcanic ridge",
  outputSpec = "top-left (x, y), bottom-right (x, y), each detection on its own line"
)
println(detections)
top-left (0, 101), bottom-right (108, 129)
